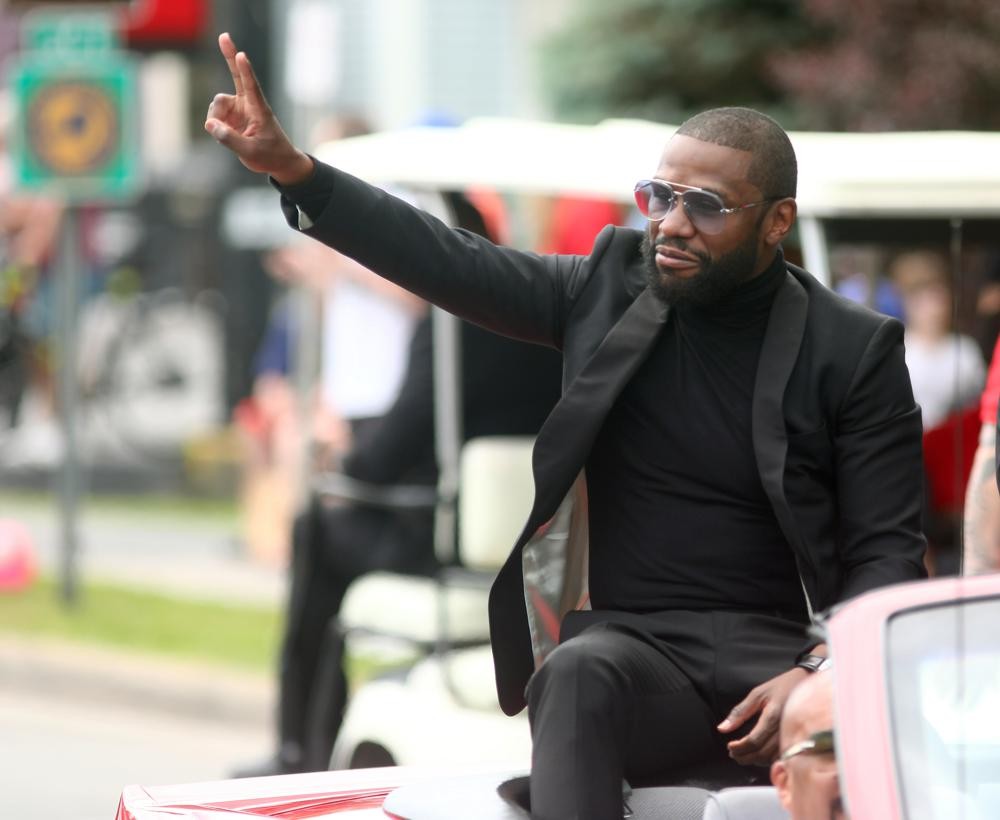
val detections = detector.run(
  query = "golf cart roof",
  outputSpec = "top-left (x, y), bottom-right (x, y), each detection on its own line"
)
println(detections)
top-left (315, 117), bottom-right (1000, 219)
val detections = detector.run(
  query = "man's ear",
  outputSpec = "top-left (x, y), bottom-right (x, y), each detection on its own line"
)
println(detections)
top-left (762, 198), bottom-right (796, 248)
top-left (770, 760), bottom-right (793, 812)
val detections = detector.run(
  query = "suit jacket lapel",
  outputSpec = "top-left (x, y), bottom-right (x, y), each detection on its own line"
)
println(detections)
top-left (490, 285), bottom-right (668, 714)
top-left (529, 285), bottom-right (669, 530)
top-left (752, 270), bottom-right (811, 587)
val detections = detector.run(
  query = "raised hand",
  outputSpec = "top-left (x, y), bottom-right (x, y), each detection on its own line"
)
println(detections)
top-left (205, 33), bottom-right (314, 185)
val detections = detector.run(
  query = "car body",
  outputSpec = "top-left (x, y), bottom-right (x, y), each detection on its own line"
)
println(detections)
top-left (115, 571), bottom-right (1000, 819)
top-left (827, 572), bottom-right (1000, 820)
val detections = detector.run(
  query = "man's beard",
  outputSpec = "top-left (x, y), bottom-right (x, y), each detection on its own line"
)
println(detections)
top-left (642, 233), bottom-right (759, 308)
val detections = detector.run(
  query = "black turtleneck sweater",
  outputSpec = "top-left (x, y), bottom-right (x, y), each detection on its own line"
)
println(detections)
top-left (585, 251), bottom-right (808, 620)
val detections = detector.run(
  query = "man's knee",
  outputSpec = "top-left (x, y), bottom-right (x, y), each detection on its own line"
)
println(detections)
top-left (528, 631), bottom-right (629, 715)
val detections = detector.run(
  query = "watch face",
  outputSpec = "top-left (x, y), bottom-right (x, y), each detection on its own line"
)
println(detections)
top-left (799, 654), bottom-right (831, 673)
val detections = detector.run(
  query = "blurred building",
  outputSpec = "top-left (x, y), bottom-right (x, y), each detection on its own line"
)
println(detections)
top-left (270, 0), bottom-right (574, 133)
top-left (0, 0), bottom-right (579, 492)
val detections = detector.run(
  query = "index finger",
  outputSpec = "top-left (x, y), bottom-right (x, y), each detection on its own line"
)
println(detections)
top-left (717, 690), bottom-right (763, 732)
top-left (218, 32), bottom-right (244, 96)
top-left (236, 50), bottom-right (269, 114)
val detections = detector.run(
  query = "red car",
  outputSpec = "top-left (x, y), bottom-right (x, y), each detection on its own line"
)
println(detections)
top-left (115, 572), bottom-right (1000, 820)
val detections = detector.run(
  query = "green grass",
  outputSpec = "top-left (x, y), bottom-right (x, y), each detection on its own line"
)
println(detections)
top-left (0, 489), bottom-right (240, 523)
top-left (0, 576), bottom-right (280, 672)
top-left (0, 575), bottom-right (411, 685)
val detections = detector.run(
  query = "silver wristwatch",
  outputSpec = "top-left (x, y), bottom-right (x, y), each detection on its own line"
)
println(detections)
top-left (796, 653), bottom-right (833, 673)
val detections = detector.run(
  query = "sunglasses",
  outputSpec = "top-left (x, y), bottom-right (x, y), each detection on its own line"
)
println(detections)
top-left (780, 729), bottom-right (836, 762)
top-left (633, 179), bottom-right (779, 235)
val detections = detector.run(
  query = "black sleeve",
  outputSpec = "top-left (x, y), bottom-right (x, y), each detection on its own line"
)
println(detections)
top-left (269, 156), bottom-right (333, 224)
top-left (833, 318), bottom-right (928, 598)
top-left (274, 160), bottom-right (594, 351)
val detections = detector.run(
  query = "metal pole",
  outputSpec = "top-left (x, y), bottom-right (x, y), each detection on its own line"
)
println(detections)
top-left (291, 283), bottom-right (320, 507)
top-left (798, 215), bottom-right (831, 288)
top-left (55, 206), bottom-right (81, 606)
top-left (431, 306), bottom-right (462, 566)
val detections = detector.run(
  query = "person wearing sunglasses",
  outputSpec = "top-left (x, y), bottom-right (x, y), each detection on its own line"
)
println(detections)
top-left (207, 33), bottom-right (925, 820)
top-left (770, 672), bottom-right (847, 820)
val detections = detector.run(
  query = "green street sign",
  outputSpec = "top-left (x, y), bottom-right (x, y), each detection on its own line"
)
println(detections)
top-left (8, 10), bottom-right (140, 201)
top-left (9, 56), bottom-right (140, 200)
top-left (21, 10), bottom-right (120, 58)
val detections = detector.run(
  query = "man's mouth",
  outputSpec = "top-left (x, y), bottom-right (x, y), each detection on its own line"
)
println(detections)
top-left (655, 246), bottom-right (701, 273)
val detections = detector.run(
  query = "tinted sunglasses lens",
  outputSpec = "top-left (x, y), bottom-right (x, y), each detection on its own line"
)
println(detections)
top-left (634, 181), bottom-right (675, 221)
top-left (633, 184), bottom-right (651, 217)
top-left (682, 191), bottom-right (726, 234)
top-left (812, 731), bottom-right (835, 754)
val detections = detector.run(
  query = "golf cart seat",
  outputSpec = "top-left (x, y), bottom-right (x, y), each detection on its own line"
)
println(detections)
top-left (328, 436), bottom-right (537, 770)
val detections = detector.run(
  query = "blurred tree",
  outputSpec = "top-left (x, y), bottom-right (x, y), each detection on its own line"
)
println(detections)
top-left (538, 0), bottom-right (810, 125)
top-left (772, 0), bottom-right (1000, 130)
top-left (540, 0), bottom-right (1000, 130)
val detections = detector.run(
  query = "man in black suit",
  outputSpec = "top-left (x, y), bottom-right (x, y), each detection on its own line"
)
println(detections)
top-left (207, 34), bottom-right (926, 820)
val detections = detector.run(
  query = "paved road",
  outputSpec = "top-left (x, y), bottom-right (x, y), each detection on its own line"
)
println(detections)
top-left (0, 687), bottom-right (270, 820)
top-left (0, 499), bottom-right (285, 820)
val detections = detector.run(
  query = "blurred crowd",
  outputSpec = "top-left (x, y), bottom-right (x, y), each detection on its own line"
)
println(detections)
top-left (831, 246), bottom-right (1000, 575)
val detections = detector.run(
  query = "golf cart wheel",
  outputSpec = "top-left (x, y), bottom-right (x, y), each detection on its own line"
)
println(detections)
top-left (348, 741), bottom-right (396, 769)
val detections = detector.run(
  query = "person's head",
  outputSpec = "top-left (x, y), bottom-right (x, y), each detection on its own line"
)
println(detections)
top-left (889, 250), bottom-right (953, 338)
top-left (770, 671), bottom-right (847, 820)
top-left (307, 113), bottom-right (372, 150)
top-left (636, 106), bottom-right (798, 307)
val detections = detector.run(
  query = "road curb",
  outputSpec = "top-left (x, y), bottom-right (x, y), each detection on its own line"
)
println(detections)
top-left (0, 634), bottom-right (273, 728)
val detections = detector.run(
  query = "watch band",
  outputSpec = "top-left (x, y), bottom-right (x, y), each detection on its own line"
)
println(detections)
top-left (796, 653), bottom-right (832, 673)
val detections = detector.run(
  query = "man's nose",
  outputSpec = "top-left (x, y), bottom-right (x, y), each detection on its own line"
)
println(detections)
top-left (655, 199), bottom-right (697, 239)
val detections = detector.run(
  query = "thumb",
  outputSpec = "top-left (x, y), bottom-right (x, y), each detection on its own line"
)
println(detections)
top-left (717, 693), bottom-right (759, 733)
top-left (205, 120), bottom-right (256, 157)
top-left (205, 118), bottom-right (232, 143)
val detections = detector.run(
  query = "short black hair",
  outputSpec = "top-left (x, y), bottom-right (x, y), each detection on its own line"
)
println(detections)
top-left (676, 107), bottom-right (797, 199)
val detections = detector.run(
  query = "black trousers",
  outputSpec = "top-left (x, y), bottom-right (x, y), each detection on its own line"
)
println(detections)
top-left (278, 494), bottom-right (435, 770)
top-left (526, 609), bottom-right (810, 820)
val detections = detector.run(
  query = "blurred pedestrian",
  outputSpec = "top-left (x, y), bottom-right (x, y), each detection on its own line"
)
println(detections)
top-left (0, 94), bottom-right (64, 455)
top-left (891, 250), bottom-right (985, 431)
top-left (234, 299), bottom-right (562, 777)
top-left (233, 184), bottom-right (562, 776)
top-left (234, 114), bottom-right (424, 565)
top-left (891, 250), bottom-right (985, 575)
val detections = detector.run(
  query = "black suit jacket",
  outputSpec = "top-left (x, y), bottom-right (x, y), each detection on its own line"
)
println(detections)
top-left (281, 162), bottom-right (927, 716)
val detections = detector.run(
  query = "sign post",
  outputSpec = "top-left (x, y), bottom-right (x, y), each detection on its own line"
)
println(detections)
top-left (8, 9), bottom-right (141, 605)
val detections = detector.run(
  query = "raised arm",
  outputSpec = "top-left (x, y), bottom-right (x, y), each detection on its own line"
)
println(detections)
top-left (205, 32), bottom-right (594, 349)
top-left (205, 33), bottom-right (313, 186)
